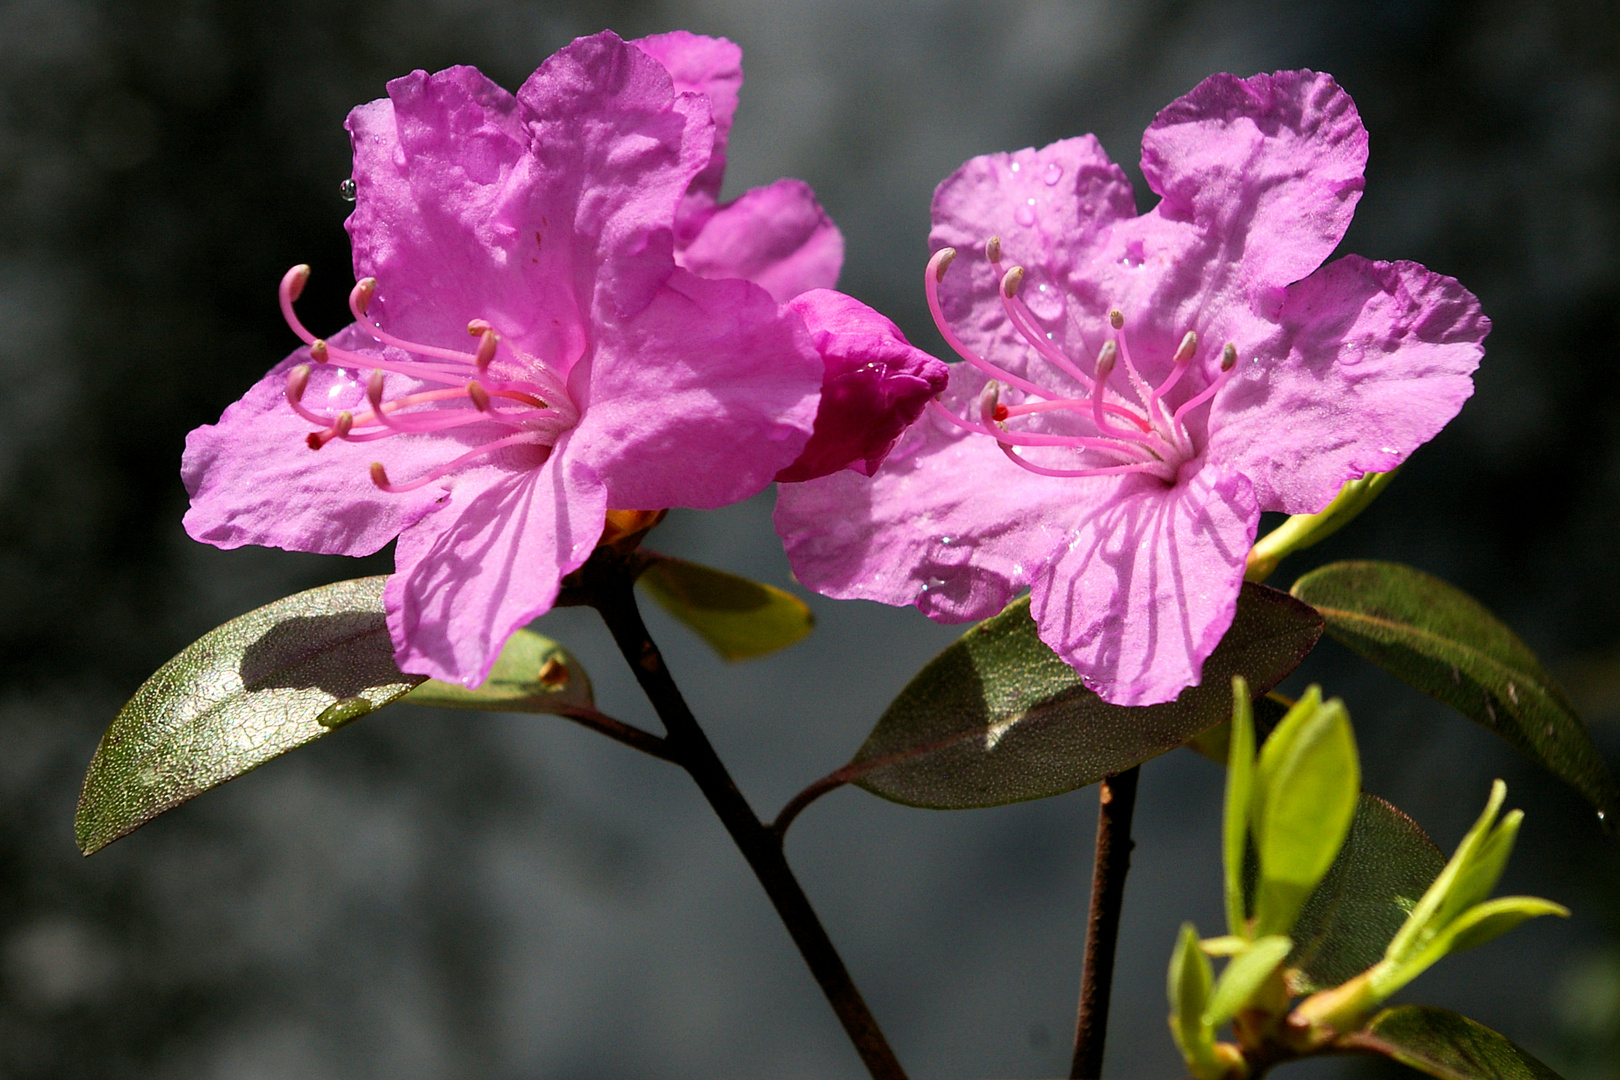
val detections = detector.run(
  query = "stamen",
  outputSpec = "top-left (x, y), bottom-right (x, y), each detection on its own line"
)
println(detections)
top-left (930, 247), bottom-right (956, 282)
top-left (368, 432), bottom-right (543, 493)
top-left (467, 381), bottom-right (491, 411)
top-left (1109, 308), bottom-right (1124, 330)
top-left (474, 330), bottom-right (498, 372)
top-left (925, 247), bottom-right (1063, 400)
top-left (998, 443), bottom-right (1169, 480)
top-left (1147, 330), bottom-right (1198, 412)
top-left (307, 410), bottom-right (355, 450)
top-left (985, 236), bottom-right (1002, 264)
top-left (1171, 342), bottom-right (1241, 425)
top-left (1000, 265), bottom-right (1025, 299)
top-left (1221, 342), bottom-right (1238, 371)
top-left (350, 277), bottom-right (377, 317)
top-left (310, 339), bottom-right (329, 364)
top-left (468, 319), bottom-right (493, 336)
top-left (978, 381), bottom-right (1002, 429)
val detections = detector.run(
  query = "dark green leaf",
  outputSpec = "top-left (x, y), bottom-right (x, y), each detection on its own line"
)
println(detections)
top-left (1347, 1006), bottom-right (1565, 1080)
top-left (78, 577), bottom-right (422, 855)
top-left (638, 555), bottom-right (814, 661)
top-left (847, 584), bottom-right (1323, 809)
top-left (1292, 561), bottom-right (1617, 819)
top-left (1286, 794), bottom-right (1446, 994)
top-left (403, 629), bottom-right (592, 713)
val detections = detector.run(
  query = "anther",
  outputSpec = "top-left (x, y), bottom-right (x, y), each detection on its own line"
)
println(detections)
top-left (286, 364), bottom-right (311, 404)
top-left (335, 411), bottom-right (353, 437)
top-left (1109, 308), bottom-right (1124, 330)
top-left (1173, 331), bottom-right (1198, 365)
top-left (930, 247), bottom-right (957, 282)
top-left (1000, 265), bottom-right (1025, 299)
top-left (985, 236), bottom-right (1002, 264)
top-left (978, 380), bottom-right (1002, 429)
top-left (1095, 340), bottom-right (1118, 378)
top-left (310, 339), bottom-right (329, 364)
top-left (369, 462), bottom-right (390, 490)
top-left (467, 319), bottom-right (493, 337)
top-left (350, 277), bottom-right (377, 316)
top-left (367, 369), bottom-right (386, 412)
top-left (474, 329), bottom-right (498, 372)
top-left (466, 381), bottom-right (491, 411)
top-left (1221, 342), bottom-right (1238, 371)
top-left (285, 264), bottom-right (311, 302)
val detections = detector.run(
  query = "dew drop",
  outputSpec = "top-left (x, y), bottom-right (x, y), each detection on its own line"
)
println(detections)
top-left (1014, 203), bottom-right (1036, 227)
top-left (1042, 162), bottom-right (1064, 185)
top-left (316, 696), bottom-right (373, 729)
top-left (938, 535), bottom-right (956, 546)
top-left (921, 577), bottom-right (947, 593)
top-left (339, 178), bottom-right (357, 202)
top-left (1010, 161), bottom-right (1021, 173)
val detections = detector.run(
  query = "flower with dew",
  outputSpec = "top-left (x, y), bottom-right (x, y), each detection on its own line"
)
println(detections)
top-left (182, 30), bottom-right (943, 687)
top-left (776, 70), bottom-right (1488, 706)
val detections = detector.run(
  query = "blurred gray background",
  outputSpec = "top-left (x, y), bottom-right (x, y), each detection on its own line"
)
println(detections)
top-left (2, 0), bottom-right (1618, 1077)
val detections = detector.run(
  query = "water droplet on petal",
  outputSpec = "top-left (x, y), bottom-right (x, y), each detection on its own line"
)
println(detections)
top-left (1014, 203), bottom-right (1036, 227)
top-left (938, 535), bottom-right (956, 546)
top-left (1043, 162), bottom-right (1064, 185)
top-left (1009, 161), bottom-right (1021, 173)
top-left (339, 178), bottom-right (357, 202)
top-left (921, 577), bottom-right (947, 593)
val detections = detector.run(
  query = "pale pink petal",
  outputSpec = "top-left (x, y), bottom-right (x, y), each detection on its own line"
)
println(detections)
top-left (1140, 69), bottom-right (1367, 294)
top-left (1205, 256), bottom-right (1487, 514)
top-left (346, 33), bottom-right (711, 371)
top-left (567, 269), bottom-right (822, 511)
top-left (775, 289), bottom-right (948, 482)
top-left (182, 327), bottom-right (452, 556)
top-left (677, 179), bottom-right (844, 301)
top-left (387, 442), bottom-right (606, 686)
top-left (1030, 466), bottom-right (1259, 707)
top-left (930, 135), bottom-right (1138, 366)
top-left (631, 30), bottom-right (743, 234)
top-left (776, 416), bottom-right (1098, 623)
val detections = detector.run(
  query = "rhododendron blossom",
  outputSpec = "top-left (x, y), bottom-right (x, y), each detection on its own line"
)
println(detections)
top-left (182, 30), bottom-right (940, 688)
top-left (777, 70), bottom-right (1489, 706)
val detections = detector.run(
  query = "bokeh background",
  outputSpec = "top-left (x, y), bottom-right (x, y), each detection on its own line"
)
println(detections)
top-left (3, 0), bottom-right (1618, 1077)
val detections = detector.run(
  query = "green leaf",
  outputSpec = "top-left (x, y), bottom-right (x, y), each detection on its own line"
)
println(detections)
top-left (1204, 934), bottom-right (1292, 1027)
top-left (1168, 923), bottom-right (1222, 1080)
top-left (1251, 691), bottom-right (1361, 938)
top-left (847, 584), bottom-right (1323, 810)
top-left (403, 629), bottom-right (593, 713)
top-left (1291, 561), bottom-right (1618, 818)
top-left (638, 555), bottom-right (814, 661)
top-left (77, 577), bottom-right (423, 855)
top-left (1286, 794), bottom-right (1446, 994)
top-left (1348, 1006), bottom-right (1566, 1080)
top-left (1386, 781), bottom-right (1510, 969)
top-left (1224, 679), bottom-right (1256, 938)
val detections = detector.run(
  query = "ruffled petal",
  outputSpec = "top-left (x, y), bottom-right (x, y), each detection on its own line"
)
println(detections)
top-left (1205, 256), bottom-right (1487, 514)
top-left (677, 178), bottom-right (844, 302)
top-left (345, 34), bottom-right (711, 372)
top-left (631, 30), bottom-right (743, 235)
top-left (181, 327), bottom-right (452, 556)
top-left (775, 289), bottom-right (948, 482)
top-left (776, 417), bottom-right (1101, 623)
top-left (1030, 466), bottom-right (1259, 707)
top-left (386, 441), bottom-right (606, 686)
top-left (1140, 69), bottom-right (1367, 294)
top-left (930, 135), bottom-right (1138, 368)
top-left (567, 269), bottom-right (822, 511)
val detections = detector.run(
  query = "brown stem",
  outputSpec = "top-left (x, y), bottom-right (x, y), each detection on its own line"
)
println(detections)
top-left (557, 706), bottom-right (675, 762)
top-left (1071, 765), bottom-right (1142, 1080)
top-left (772, 766), bottom-right (855, 838)
top-left (581, 551), bottom-right (907, 1080)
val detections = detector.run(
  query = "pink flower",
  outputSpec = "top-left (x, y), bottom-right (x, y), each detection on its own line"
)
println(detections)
top-left (181, 31), bottom-right (912, 688)
top-left (776, 70), bottom-right (1488, 706)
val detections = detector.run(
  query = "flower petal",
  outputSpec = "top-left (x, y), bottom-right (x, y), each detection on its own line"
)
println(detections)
top-left (775, 289), bottom-right (948, 482)
top-left (181, 328), bottom-right (451, 556)
top-left (568, 269), bottom-right (822, 511)
top-left (930, 135), bottom-right (1138, 366)
top-left (776, 417), bottom-right (1092, 622)
top-left (1030, 466), bottom-right (1259, 707)
top-left (1206, 256), bottom-right (1487, 515)
top-left (346, 34), bottom-right (711, 371)
top-left (1140, 69), bottom-right (1368, 294)
top-left (386, 442), bottom-right (606, 686)
top-left (631, 30), bottom-right (743, 233)
top-left (678, 178), bottom-right (844, 302)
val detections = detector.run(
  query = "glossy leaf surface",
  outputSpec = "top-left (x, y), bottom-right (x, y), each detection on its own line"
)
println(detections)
top-left (78, 577), bottom-right (421, 855)
top-left (1348, 1006), bottom-right (1564, 1080)
top-left (639, 555), bottom-right (814, 661)
top-left (849, 584), bottom-right (1323, 809)
top-left (1292, 561), bottom-right (1617, 818)
top-left (404, 629), bottom-right (593, 713)
top-left (1286, 794), bottom-right (1445, 994)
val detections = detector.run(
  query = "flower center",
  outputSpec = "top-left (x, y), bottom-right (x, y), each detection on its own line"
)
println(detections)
top-left (277, 265), bottom-right (580, 492)
top-left (924, 239), bottom-right (1238, 484)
